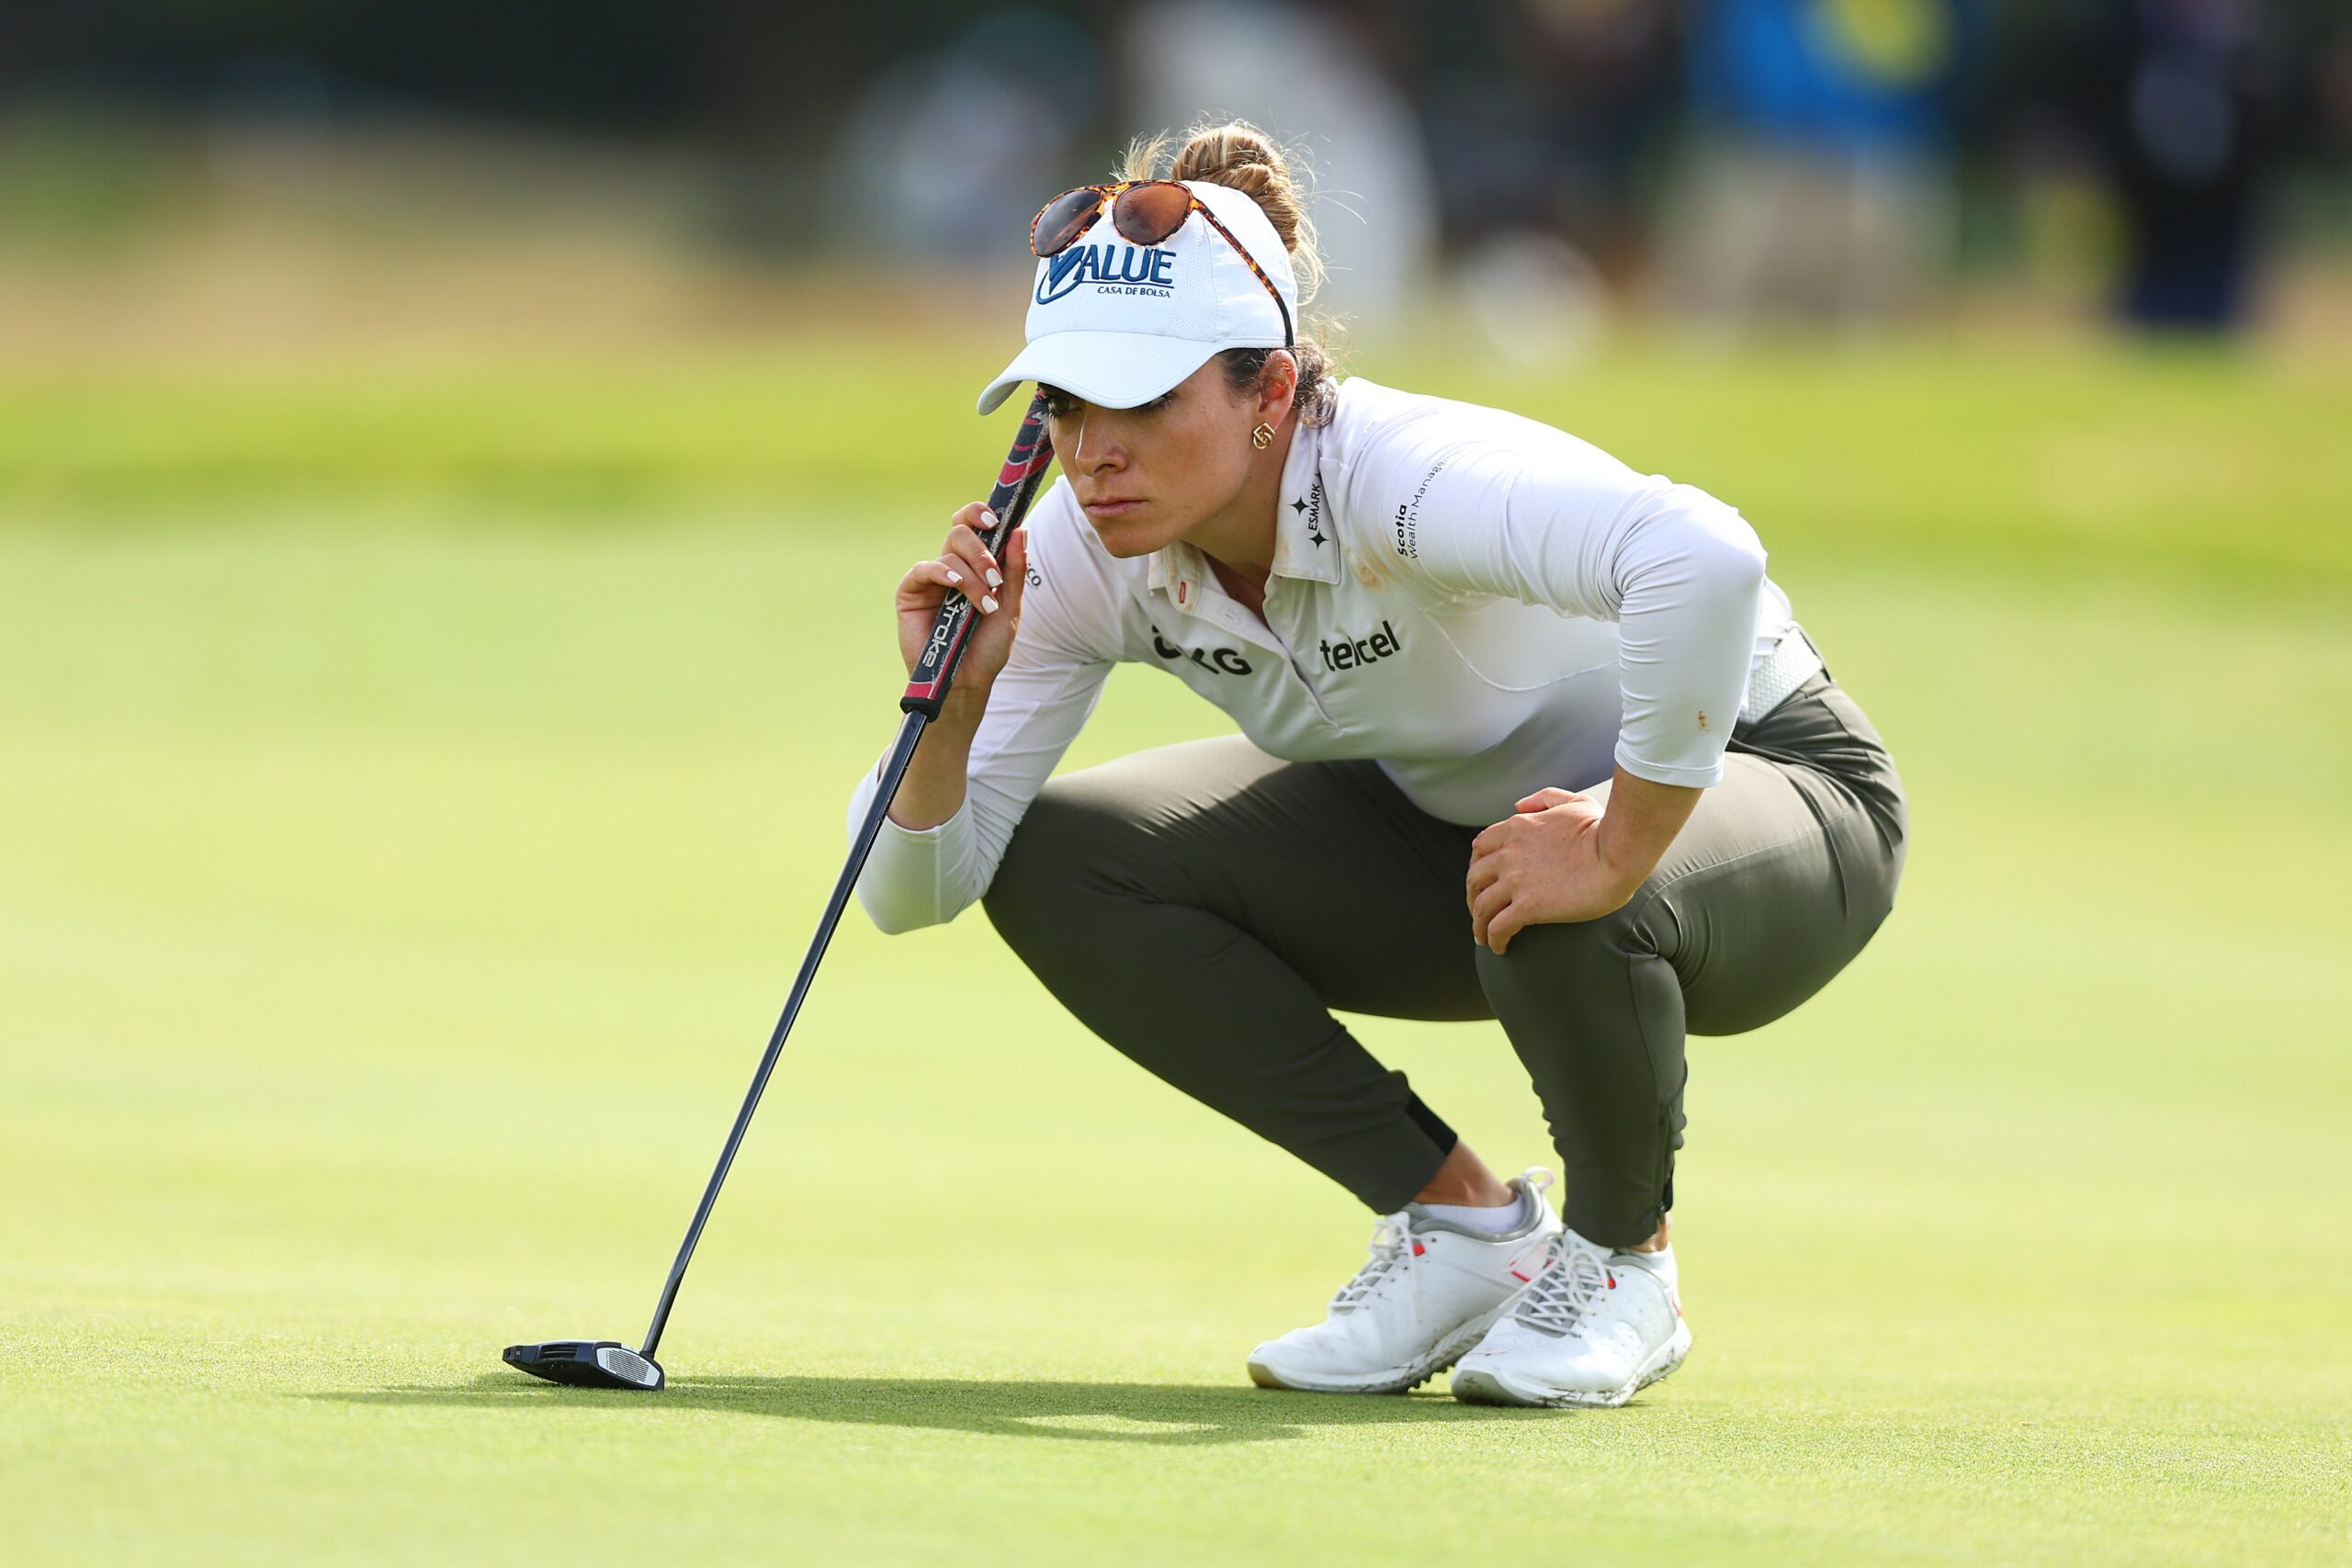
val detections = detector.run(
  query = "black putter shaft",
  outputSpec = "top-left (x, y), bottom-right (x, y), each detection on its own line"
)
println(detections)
top-left (636, 392), bottom-right (1056, 1363)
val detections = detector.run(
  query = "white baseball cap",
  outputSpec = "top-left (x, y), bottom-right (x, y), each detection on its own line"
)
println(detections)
top-left (975, 178), bottom-right (1299, 415)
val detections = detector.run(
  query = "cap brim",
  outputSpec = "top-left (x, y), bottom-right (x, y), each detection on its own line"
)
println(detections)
top-left (975, 331), bottom-right (1226, 415)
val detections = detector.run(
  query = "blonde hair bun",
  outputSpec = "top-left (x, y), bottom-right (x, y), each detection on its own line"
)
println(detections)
top-left (1124, 118), bottom-right (1322, 303)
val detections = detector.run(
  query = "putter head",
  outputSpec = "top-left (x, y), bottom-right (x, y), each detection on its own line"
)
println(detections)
top-left (502, 1340), bottom-right (665, 1391)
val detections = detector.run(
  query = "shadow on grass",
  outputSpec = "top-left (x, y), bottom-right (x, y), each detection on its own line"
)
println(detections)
top-left (311, 1371), bottom-right (1567, 1446)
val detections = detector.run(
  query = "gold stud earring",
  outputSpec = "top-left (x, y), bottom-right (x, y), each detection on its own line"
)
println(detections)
top-left (1250, 422), bottom-right (1275, 450)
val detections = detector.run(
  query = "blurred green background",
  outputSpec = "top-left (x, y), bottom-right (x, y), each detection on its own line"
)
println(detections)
top-left (5, 2), bottom-right (2352, 1563)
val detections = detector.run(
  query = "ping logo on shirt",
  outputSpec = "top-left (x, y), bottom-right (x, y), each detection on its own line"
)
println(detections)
top-left (1037, 245), bottom-right (1178, 304)
top-left (1151, 625), bottom-right (1252, 676)
top-left (1319, 621), bottom-right (1404, 671)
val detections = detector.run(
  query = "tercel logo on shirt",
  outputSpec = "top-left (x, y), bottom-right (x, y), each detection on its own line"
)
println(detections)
top-left (1319, 621), bottom-right (1404, 671)
top-left (1037, 244), bottom-right (1178, 304)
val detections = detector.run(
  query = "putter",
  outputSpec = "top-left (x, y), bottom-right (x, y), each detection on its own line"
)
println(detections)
top-left (503, 392), bottom-right (1057, 1391)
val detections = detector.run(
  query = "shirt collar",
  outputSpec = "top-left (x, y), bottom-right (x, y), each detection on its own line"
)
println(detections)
top-left (1270, 417), bottom-right (1340, 585)
top-left (1148, 417), bottom-right (1337, 610)
top-left (1146, 536), bottom-right (1204, 605)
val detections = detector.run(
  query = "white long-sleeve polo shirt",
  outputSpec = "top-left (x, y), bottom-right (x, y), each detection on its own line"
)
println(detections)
top-left (847, 376), bottom-right (1793, 934)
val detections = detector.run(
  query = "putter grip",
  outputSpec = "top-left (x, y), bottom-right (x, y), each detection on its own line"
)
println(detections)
top-left (900, 392), bottom-right (1057, 718)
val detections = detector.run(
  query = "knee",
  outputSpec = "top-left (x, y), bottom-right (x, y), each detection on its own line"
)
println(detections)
top-left (1483, 896), bottom-right (1661, 974)
top-left (981, 780), bottom-right (1145, 942)
top-left (982, 789), bottom-right (1078, 930)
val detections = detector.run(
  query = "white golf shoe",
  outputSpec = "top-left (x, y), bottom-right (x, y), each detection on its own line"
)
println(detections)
top-left (1246, 1169), bottom-right (1562, 1394)
top-left (1450, 1227), bottom-right (1691, 1408)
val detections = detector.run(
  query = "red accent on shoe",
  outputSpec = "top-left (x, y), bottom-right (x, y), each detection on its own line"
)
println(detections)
top-left (1510, 1269), bottom-right (1531, 1282)
top-left (1411, 1242), bottom-right (1426, 1256)
top-left (1606, 1272), bottom-right (1616, 1289)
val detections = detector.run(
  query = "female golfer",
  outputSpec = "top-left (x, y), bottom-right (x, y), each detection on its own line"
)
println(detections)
top-left (849, 123), bottom-right (1906, 1408)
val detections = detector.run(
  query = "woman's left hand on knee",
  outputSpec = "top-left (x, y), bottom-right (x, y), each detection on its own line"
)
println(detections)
top-left (1465, 787), bottom-right (1645, 955)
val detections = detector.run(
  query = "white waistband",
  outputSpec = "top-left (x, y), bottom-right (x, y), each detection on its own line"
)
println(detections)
top-left (1745, 625), bottom-right (1826, 721)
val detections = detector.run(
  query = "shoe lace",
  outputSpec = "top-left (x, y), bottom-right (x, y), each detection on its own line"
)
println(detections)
top-left (1329, 1213), bottom-right (1421, 1321)
top-left (1510, 1234), bottom-right (1611, 1338)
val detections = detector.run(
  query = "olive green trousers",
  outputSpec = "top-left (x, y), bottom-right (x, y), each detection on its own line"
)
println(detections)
top-left (982, 672), bottom-right (1907, 1247)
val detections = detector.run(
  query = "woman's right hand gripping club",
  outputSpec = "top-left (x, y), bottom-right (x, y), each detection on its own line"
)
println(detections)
top-left (888, 503), bottom-right (1029, 829)
top-left (897, 502), bottom-right (1031, 695)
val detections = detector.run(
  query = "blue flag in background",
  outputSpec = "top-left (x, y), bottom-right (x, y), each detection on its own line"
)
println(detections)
top-left (1688, 0), bottom-right (1984, 152)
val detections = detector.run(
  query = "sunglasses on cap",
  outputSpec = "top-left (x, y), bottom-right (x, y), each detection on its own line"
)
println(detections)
top-left (1029, 179), bottom-right (1295, 347)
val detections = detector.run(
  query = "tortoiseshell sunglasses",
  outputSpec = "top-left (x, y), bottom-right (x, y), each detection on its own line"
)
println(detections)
top-left (1028, 179), bottom-right (1295, 347)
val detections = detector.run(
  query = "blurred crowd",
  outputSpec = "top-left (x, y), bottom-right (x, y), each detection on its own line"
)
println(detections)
top-left (6, 0), bottom-right (2350, 338)
top-left (833, 0), bottom-right (2347, 336)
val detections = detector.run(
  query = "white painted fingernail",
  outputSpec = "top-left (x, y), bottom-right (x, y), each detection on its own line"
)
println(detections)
top-left (945, 570), bottom-right (963, 585)
top-left (984, 568), bottom-right (1004, 590)
top-left (981, 509), bottom-right (1000, 528)
top-left (981, 594), bottom-right (999, 614)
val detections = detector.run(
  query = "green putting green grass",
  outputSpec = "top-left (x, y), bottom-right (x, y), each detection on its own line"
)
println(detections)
top-left (2, 333), bottom-right (2346, 1564)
